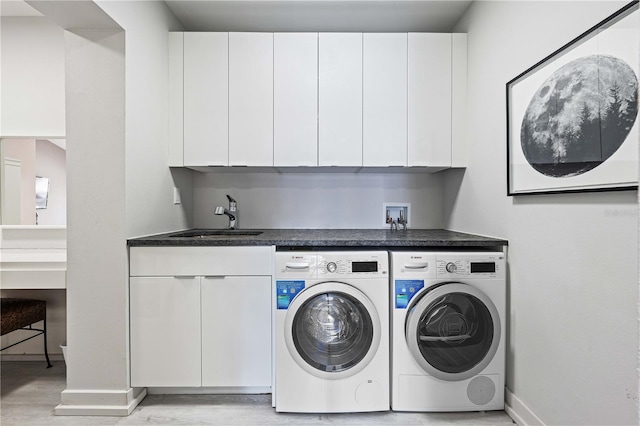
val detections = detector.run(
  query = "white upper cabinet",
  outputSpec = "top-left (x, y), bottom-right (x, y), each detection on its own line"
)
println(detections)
top-left (451, 33), bottom-right (468, 168)
top-left (229, 32), bottom-right (274, 166)
top-left (168, 32), bottom-right (184, 167)
top-left (274, 33), bottom-right (318, 167)
top-left (318, 33), bottom-right (363, 167)
top-left (170, 31), bottom-right (467, 171)
top-left (183, 32), bottom-right (229, 166)
top-left (408, 33), bottom-right (452, 167)
top-left (363, 33), bottom-right (408, 167)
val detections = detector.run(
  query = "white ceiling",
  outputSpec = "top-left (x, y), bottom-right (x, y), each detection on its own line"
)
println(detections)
top-left (1, 1), bottom-right (472, 32)
top-left (0, 0), bottom-right (42, 16)
top-left (163, 0), bottom-right (473, 32)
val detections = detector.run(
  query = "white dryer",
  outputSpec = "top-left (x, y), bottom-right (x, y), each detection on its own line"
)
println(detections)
top-left (274, 251), bottom-right (389, 413)
top-left (390, 251), bottom-right (505, 412)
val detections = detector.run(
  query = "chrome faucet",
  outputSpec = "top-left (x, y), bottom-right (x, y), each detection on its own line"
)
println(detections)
top-left (386, 210), bottom-right (398, 231)
top-left (214, 194), bottom-right (238, 230)
top-left (397, 210), bottom-right (407, 231)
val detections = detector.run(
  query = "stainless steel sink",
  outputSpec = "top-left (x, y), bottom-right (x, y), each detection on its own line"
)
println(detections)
top-left (170, 230), bottom-right (263, 238)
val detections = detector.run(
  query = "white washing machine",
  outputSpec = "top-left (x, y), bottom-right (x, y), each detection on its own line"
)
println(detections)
top-left (390, 251), bottom-right (505, 412)
top-left (274, 251), bottom-right (389, 413)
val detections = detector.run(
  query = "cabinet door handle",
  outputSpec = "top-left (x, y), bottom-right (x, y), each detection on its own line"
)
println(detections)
top-left (173, 275), bottom-right (197, 279)
top-left (203, 276), bottom-right (226, 279)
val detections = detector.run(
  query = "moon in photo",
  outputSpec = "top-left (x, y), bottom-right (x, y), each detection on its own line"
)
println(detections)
top-left (520, 55), bottom-right (638, 177)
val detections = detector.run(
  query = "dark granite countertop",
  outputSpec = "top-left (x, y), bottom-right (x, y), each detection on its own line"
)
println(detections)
top-left (128, 229), bottom-right (507, 248)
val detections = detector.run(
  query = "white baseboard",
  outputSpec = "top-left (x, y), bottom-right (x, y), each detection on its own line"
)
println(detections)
top-left (505, 387), bottom-right (545, 426)
top-left (148, 386), bottom-right (271, 395)
top-left (55, 387), bottom-right (147, 416)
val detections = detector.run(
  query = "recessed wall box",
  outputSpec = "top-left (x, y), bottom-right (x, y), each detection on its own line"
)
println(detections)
top-left (383, 203), bottom-right (410, 228)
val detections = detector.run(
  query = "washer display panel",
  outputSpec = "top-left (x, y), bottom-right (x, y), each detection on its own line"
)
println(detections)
top-left (293, 292), bottom-right (373, 372)
top-left (406, 283), bottom-right (500, 381)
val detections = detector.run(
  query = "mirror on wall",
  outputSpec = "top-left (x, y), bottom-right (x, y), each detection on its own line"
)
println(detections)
top-left (0, 138), bottom-right (66, 226)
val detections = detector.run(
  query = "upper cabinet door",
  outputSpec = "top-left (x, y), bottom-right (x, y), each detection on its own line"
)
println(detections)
top-left (184, 32), bottom-right (229, 166)
top-left (451, 33), bottom-right (468, 168)
top-left (318, 33), bottom-right (363, 167)
top-left (274, 33), bottom-right (318, 167)
top-left (229, 32), bottom-right (274, 166)
top-left (408, 33), bottom-right (452, 167)
top-left (168, 32), bottom-right (184, 167)
top-left (363, 33), bottom-right (408, 167)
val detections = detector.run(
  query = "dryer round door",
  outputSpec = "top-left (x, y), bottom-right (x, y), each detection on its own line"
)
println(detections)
top-left (284, 282), bottom-right (381, 380)
top-left (405, 283), bottom-right (501, 381)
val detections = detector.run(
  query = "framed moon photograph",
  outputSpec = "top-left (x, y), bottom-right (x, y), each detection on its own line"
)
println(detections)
top-left (507, 1), bottom-right (639, 195)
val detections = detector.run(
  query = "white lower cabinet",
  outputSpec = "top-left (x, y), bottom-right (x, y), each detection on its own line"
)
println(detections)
top-left (129, 246), bottom-right (273, 389)
top-left (130, 276), bottom-right (202, 387)
top-left (201, 276), bottom-right (271, 387)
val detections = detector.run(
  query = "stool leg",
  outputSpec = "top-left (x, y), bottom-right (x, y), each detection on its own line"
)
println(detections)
top-left (43, 317), bottom-right (52, 368)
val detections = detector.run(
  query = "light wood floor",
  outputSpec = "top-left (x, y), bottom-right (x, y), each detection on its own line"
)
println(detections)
top-left (1, 361), bottom-right (515, 425)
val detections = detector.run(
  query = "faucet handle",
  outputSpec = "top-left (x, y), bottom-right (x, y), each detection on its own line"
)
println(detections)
top-left (226, 194), bottom-right (237, 211)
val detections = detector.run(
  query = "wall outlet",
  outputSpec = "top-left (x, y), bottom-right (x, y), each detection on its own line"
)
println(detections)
top-left (383, 203), bottom-right (410, 228)
top-left (173, 187), bottom-right (181, 205)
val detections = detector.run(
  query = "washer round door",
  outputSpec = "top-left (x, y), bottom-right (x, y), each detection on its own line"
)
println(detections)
top-left (284, 282), bottom-right (381, 380)
top-left (405, 283), bottom-right (500, 381)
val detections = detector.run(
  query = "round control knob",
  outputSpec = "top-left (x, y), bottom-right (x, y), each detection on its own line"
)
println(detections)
top-left (327, 262), bottom-right (337, 273)
top-left (445, 262), bottom-right (457, 273)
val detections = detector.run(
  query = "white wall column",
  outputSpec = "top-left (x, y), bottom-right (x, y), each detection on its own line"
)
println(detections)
top-left (55, 29), bottom-right (144, 416)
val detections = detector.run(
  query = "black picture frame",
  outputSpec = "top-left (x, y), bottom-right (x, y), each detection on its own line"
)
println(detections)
top-left (506, 1), bottom-right (639, 196)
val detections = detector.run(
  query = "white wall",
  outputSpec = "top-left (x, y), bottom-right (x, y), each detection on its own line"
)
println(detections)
top-left (447, 2), bottom-right (638, 424)
top-left (95, 1), bottom-right (191, 239)
top-left (0, 17), bottom-right (65, 138)
top-left (193, 171), bottom-right (444, 229)
top-left (35, 140), bottom-right (66, 226)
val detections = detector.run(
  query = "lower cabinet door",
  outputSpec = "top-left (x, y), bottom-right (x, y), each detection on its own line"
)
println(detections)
top-left (201, 276), bottom-right (272, 387)
top-left (130, 276), bottom-right (201, 387)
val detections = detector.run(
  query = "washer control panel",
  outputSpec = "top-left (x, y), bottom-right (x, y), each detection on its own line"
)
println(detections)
top-left (436, 253), bottom-right (504, 278)
top-left (318, 252), bottom-right (388, 277)
top-left (276, 251), bottom-right (388, 278)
